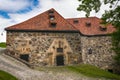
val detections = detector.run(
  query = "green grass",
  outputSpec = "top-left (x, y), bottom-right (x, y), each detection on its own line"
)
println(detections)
top-left (0, 70), bottom-right (18, 80)
top-left (67, 64), bottom-right (120, 80)
top-left (35, 64), bottom-right (120, 80)
top-left (0, 42), bottom-right (6, 48)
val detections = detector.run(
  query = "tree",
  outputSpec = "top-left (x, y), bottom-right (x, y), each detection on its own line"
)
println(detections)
top-left (77, 0), bottom-right (120, 64)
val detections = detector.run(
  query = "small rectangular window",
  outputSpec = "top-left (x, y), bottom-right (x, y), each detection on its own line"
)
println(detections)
top-left (57, 48), bottom-right (63, 53)
top-left (88, 48), bottom-right (92, 54)
top-left (48, 10), bottom-right (54, 14)
top-left (73, 20), bottom-right (79, 24)
top-left (49, 15), bottom-right (55, 20)
top-left (20, 54), bottom-right (29, 62)
top-left (50, 22), bottom-right (57, 27)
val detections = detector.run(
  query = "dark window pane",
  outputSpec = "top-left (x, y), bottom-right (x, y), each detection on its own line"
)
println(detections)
top-left (73, 20), bottom-right (79, 24)
top-left (57, 48), bottom-right (63, 53)
top-left (50, 22), bottom-right (57, 27)
top-left (20, 54), bottom-right (29, 62)
top-left (88, 48), bottom-right (92, 54)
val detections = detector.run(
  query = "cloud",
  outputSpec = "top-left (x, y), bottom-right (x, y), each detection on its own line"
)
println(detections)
top-left (39, 0), bottom-right (83, 18)
top-left (0, 17), bottom-right (12, 29)
top-left (0, 0), bottom-right (39, 19)
top-left (8, 8), bottom-right (42, 24)
top-left (0, 0), bottom-right (30, 12)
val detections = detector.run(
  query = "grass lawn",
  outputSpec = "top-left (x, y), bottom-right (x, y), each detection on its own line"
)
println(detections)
top-left (67, 64), bottom-right (120, 80)
top-left (36, 64), bottom-right (120, 80)
top-left (0, 42), bottom-right (6, 48)
top-left (0, 70), bottom-right (18, 80)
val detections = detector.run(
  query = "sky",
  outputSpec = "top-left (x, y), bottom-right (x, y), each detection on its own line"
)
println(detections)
top-left (0, 0), bottom-right (113, 42)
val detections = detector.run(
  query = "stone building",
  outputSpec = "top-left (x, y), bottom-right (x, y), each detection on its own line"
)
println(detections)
top-left (5, 8), bottom-right (116, 70)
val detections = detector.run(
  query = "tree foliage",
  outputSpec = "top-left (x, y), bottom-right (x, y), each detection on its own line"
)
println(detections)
top-left (77, 0), bottom-right (120, 64)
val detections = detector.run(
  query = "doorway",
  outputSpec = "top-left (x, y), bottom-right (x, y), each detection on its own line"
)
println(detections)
top-left (20, 54), bottom-right (29, 62)
top-left (56, 55), bottom-right (64, 66)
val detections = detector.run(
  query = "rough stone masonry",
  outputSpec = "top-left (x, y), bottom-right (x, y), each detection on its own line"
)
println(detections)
top-left (5, 8), bottom-right (116, 72)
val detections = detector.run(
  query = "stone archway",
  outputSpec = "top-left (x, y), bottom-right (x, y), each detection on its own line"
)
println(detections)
top-left (46, 38), bottom-right (73, 66)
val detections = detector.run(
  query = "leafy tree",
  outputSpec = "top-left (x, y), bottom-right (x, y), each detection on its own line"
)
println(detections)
top-left (77, 0), bottom-right (120, 64)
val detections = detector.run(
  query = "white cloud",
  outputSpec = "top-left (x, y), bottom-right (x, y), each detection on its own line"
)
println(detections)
top-left (39, 0), bottom-right (84, 18)
top-left (39, 0), bottom-right (110, 18)
top-left (0, 0), bottom-right (30, 12)
top-left (0, 17), bottom-right (12, 30)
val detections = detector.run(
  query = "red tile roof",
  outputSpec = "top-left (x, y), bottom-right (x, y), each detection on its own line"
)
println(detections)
top-left (5, 8), bottom-right (116, 35)
top-left (5, 8), bottom-right (78, 31)
top-left (67, 17), bottom-right (116, 35)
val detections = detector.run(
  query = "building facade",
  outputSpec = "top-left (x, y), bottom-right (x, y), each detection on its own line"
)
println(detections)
top-left (5, 9), bottom-right (116, 71)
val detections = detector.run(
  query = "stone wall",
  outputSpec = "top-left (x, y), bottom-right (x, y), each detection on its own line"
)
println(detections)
top-left (6, 31), bottom-right (82, 66)
top-left (6, 31), bottom-right (116, 71)
top-left (81, 36), bottom-right (115, 70)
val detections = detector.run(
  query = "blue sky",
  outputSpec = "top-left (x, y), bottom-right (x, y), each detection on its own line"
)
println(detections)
top-left (0, 0), bottom-right (39, 19)
top-left (0, 0), bottom-right (114, 42)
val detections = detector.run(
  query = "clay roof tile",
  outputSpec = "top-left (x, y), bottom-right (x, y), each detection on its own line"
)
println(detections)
top-left (67, 17), bottom-right (116, 35)
top-left (5, 9), bottom-right (116, 35)
top-left (5, 8), bottom-right (78, 32)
